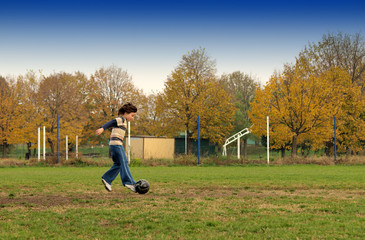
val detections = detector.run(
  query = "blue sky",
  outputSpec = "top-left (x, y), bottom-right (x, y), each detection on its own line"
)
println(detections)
top-left (1, 0), bottom-right (365, 93)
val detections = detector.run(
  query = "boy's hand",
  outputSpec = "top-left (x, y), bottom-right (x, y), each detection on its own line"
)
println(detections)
top-left (96, 128), bottom-right (104, 136)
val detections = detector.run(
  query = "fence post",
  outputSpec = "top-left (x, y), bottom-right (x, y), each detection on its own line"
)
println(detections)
top-left (267, 116), bottom-right (270, 165)
top-left (38, 127), bottom-right (40, 161)
top-left (198, 116), bottom-right (200, 165)
top-left (57, 114), bottom-right (59, 164)
top-left (43, 126), bottom-right (46, 160)
top-left (334, 116), bottom-right (337, 165)
top-left (76, 136), bottom-right (78, 159)
top-left (237, 135), bottom-right (240, 160)
top-left (66, 135), bottom-right (68, 161)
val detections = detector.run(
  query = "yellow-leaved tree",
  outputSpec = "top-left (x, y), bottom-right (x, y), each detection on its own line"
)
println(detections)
top-left (156, 48), bottom-right (236, 153)
top-left (299, 32), bottom-right (365, 154)
top-left (0, 76), bottom-right (24, 158)
top-left (13, 72), bottom-right (43, 158)
top-left (334, 80), bottom-right (365, 153)
top-left (249, 55), bottom-right (354, 156)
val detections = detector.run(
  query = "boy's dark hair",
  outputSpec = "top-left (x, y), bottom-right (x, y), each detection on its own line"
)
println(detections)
top-left (118, 102), bottom-right (137, 115)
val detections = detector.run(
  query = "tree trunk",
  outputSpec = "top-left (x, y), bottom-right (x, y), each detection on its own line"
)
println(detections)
top-left (186, 125), bottom-right (193, 155)
top-left (27, 142), bottom-right (32, 155)
top-left (2, 141), bottom-right (7, 158)
top-left (291, 135), bottom-right (298, 157)
top-left (281, 148), bottom-right (286, 158)
top-left (324, 141), bottom-right (333, 156)
top-left (48, 138), bottom-right (54, 155)
top-left (26, 142), bottom-right (32, 159)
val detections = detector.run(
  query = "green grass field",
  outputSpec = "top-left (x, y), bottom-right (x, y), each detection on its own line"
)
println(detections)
top-left (0, 165), bottom-right (364, 239)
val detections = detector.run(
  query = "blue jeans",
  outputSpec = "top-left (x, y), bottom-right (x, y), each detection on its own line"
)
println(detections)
top-left (102, 145), bottom-right (136, 186)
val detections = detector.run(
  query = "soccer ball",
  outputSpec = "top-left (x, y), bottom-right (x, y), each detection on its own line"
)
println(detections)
top-left (135, 179), bottom-right (150, 194)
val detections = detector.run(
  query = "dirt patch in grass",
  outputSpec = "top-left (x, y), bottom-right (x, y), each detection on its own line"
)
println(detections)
top-left (1, 185), bottom-right (363, 211)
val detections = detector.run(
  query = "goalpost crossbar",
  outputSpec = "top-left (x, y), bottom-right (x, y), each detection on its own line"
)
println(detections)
top-left (222, 128), bottom-right (250, 156)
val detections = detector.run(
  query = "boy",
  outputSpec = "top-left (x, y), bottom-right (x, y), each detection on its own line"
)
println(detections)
top-left (95, 102), bottom-right (137, 192)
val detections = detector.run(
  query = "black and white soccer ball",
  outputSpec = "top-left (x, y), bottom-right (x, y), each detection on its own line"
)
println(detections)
top-left (135, 179), bottom-right (150, 194)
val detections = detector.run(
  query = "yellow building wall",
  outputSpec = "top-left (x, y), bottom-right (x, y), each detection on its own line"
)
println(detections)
top-left (143, 138), bottom-right (175, 159)
top-left (130, 138), bottom-right (144, 159)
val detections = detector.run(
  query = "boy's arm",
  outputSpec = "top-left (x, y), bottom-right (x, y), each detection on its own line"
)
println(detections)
top-left (95, 119), bottom-right (117, 136)
top-left (95, 128), bottom-right (104, 136)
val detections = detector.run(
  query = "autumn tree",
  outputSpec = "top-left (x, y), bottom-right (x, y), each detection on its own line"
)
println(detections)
top-left (302, 32), bottom-right (365, 90)
top-left (0, 75), bottom-right (35, 158)
top-left (133, 93), bottom-right (167, 136)
top-left (0, 76), bottom-right (9, 157)
top-left (333, 80), bottom-right (365, 154)
top-left (37, 72), bottom-right (88, 154)
top-left (249, 56), bottom-right (354, 156)
top-left (0, 76), bottom-right (17, 157)
top-left (299, 32), bottom-right (365, 154)
top-left (13, 72), bottom-right (43, 158)
top-left (84, 65), bottom-right (140, 145)
top-left (156, 48), bottom-right (236, 153)
top-left (220, 71), bottom-right (259, 158)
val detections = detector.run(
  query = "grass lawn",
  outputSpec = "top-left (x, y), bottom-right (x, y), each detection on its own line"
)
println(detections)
top-left (0, 165), bottom-right (364, 239)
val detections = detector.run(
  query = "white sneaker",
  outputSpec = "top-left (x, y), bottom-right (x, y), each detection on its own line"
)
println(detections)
top-left (102, 178), bottom-right (112, 192)
top-left (125, 184), bottom-right (136, 193)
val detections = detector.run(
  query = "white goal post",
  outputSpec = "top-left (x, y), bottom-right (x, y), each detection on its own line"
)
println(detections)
top-left (222, 128), bottom-right (250, 159)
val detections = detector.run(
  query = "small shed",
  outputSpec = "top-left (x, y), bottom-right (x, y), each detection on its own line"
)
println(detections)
top-left (130, 136), bottom-right (175, 160)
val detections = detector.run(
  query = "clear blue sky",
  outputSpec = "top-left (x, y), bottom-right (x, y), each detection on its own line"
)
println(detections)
top-left (1, 0), bottom-right (364, 93)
